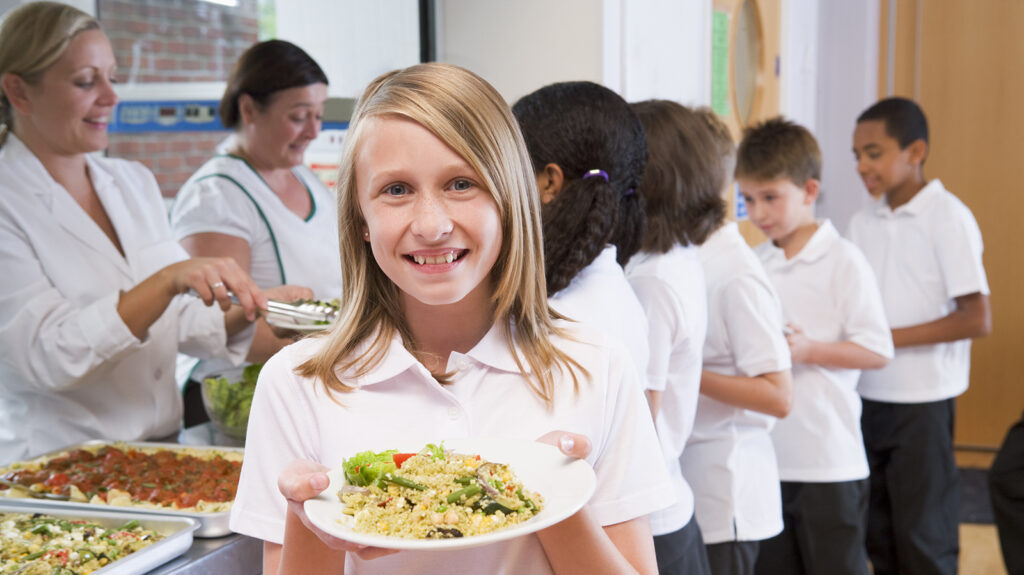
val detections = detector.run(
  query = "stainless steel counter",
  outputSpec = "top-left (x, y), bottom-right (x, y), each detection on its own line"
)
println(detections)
top-left (146, 531), bottom-right (263, 575)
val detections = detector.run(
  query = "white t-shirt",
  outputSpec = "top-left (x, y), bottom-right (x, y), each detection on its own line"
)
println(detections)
top-left (171, 153), bottom-right (342, 297)
top-left (625, 245), bottom-right (708, 535)
top-left (230, 322), bottom-right (671, 575)
top-left (0, 134), bottom-right (249, 463)
top-left (755, 220), bottom-right (894, 482)
top-left (171, 153), bottom-right (343, 381)
top-left (847, 179), bottom-right (989, 403)
top-left (549, 245), bottom-right (650, 384)
top-left (682, 222), bottom-right (791, 543)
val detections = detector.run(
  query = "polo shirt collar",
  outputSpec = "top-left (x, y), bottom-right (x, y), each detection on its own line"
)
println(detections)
top-left (760, 219), bottom-right (839, 269)
top-left (347, 321), bottom-right (529, 387)
top-left (874, 178), bottom-right (944, 217)
top-left (462, 321), bottom-right (531, 374)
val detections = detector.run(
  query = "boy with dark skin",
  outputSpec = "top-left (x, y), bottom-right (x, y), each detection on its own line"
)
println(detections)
top-left (848, 97), bottom-right (991, 575)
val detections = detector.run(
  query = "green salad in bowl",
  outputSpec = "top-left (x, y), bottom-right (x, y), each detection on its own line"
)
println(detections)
top-left (201, 363), bottom-right (262, 439)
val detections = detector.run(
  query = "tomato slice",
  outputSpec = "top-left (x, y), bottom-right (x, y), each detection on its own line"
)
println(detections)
top-left (392, 453), bottom-right (416, 468)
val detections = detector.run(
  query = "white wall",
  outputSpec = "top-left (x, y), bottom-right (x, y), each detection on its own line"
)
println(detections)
top-left (272, 0), bottom-right (877, 235)
top-left (780, 0), bottom-right (818, 131)
top-left (276, 0), bottom-right (420, 98)
top-left (436, 0), bottom-right (604, 104)
top-left (620, 0), bottom-right (710, 106)
top-left (814, 0), bottom-right (879, 233)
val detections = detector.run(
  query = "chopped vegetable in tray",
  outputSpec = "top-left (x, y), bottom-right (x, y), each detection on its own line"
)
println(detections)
top-left (338, 444), bottom-right (543, 540)
top-left (203, 363), bottom-right (262, 433)
top-left (0, 512), bottom-right (163, 574)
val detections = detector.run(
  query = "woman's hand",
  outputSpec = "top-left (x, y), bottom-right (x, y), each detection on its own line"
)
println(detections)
top-left (118, 257), bottom-right (265, 340)
top-left (277, 459), bottom-right (397, 560)
top-left (262, 285), bottom-right (315, 306)
top-left (163, 257), bottom-right (267, 321)
top-left (248, 285), bottom-right (318, 346)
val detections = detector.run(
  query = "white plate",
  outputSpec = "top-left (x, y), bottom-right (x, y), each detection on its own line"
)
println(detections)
top-left (265, 313), bottom-right (332, 333)
top-left (303, 437), bottom-right (596, 551)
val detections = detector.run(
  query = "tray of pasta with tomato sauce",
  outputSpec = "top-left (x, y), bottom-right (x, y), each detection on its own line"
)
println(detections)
top-left (0, 441), bottom-right (243, 538)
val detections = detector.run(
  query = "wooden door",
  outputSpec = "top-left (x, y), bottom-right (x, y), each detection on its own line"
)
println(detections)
top-left (712, 0), bottom-right (781, 245)
top-left (879, 0), bottom-right (1024, 463)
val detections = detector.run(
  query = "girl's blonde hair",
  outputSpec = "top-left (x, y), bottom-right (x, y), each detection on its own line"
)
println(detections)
top-left (0, 1), bottom-right (101, 146)
top-left (298, 63), bottom-right (582, 404)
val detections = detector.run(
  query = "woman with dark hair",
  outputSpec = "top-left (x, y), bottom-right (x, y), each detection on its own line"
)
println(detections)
top-left (511, 81), bottom-right (650, 382)
top-left (171, 40), bottom-right (340, 385)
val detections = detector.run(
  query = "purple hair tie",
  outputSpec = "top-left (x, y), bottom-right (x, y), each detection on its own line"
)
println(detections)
top-left (624, 188), bottom-right (635, 196)
top-left (582, 169), bottom-right (609, 182)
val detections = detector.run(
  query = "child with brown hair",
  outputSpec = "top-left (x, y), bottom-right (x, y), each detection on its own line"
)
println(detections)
top-left (670, 106), bottom-right (794, 575)
top-left (736, 117), bottom-right (893, 575)
top-left (627, 98), bottom-right (715, 575)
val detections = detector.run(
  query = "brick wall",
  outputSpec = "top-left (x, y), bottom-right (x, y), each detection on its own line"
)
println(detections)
top-left (99, 0), bottom-right (260, 198)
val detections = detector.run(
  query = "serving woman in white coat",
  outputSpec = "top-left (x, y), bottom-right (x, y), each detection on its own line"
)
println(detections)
top-left (171, 39), bottom-right (341, 371)
top-left (0, 1), bottom-right (302, 463)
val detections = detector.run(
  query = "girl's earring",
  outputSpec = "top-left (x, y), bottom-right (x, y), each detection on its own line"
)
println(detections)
top-left (363, 230), bottom-right (370, 241)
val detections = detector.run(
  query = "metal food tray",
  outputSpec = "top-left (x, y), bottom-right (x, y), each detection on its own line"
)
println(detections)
top-left (0, 500), bottom-right (198, 574)
top-left (0, 441), bottom-right (243, 538)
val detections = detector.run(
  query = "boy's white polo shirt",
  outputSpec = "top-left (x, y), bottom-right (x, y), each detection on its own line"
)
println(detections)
top-left (230, 322), bottom-right (671, 575)
top-left (756, 220), bottom-right (894, 482)
top-left (625, 245), bottom-right (708, 536)
top-left (683, 223), bottom-right (791, 544)
top-left (847, 179), bottom-right (989, 403)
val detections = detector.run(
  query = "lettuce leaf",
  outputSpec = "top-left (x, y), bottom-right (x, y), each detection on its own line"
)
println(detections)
top-left (342, 449), bottom-right (398, 487)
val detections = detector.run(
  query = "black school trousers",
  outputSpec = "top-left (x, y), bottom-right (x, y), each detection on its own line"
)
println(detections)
top-left (753, 480), bottom-right (870, 575)
top-left (654, 515), bottom-right (712, 575)
top-left (706, 540), bottom-right (760, 575)
top-left (861, 397), bottom-right (960, 575)
top-left (990, 411), bottom-right (1024, 575)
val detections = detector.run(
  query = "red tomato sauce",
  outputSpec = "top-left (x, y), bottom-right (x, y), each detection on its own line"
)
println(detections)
top-left (0, 446), bottom-right (241, 509)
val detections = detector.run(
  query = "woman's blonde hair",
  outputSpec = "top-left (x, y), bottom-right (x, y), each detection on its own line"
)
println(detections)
top-left (0, 1), bottom-right (101, 146)
top-left (298, 63), bottom-right (582, 404)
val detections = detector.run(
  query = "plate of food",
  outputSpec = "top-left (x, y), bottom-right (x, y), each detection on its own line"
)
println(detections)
top-left (303, 437), bottom-right (596, 551)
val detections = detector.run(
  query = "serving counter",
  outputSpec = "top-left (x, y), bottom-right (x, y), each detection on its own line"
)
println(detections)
top-left (145, 530), bottom-right (263, 574)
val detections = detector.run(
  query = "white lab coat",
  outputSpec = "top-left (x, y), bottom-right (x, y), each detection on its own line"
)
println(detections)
top-left (0, 134), bottom-right (249, 464)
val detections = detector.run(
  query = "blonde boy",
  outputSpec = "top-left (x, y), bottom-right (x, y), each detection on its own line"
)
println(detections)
top-left (737, 118), bottom-right (894, 575)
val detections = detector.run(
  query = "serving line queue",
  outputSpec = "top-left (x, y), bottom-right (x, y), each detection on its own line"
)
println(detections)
top-left (0, 2), bottom-right (1001, 575)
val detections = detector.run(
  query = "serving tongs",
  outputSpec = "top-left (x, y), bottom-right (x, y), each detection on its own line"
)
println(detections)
top-left (188, 289), bottom-right (338, 324)
top-left (265, 299), bottom-right (338, 325)
top-left (0, 477), bottom-right (70, 501)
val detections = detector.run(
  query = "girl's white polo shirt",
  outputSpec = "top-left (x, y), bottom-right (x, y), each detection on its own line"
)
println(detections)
top-left (625, 245), bottom-right (708, 536)
top-left (683, 222), bottom-right (791, 544)
top-left (549, 245), bottom-right (650, 385)
top-left (847, 179), bottom-right (989, 403)
top-left (230, 322), bottom-right (671, 575)
top-left (755, 220), bottom-right (894, 482)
